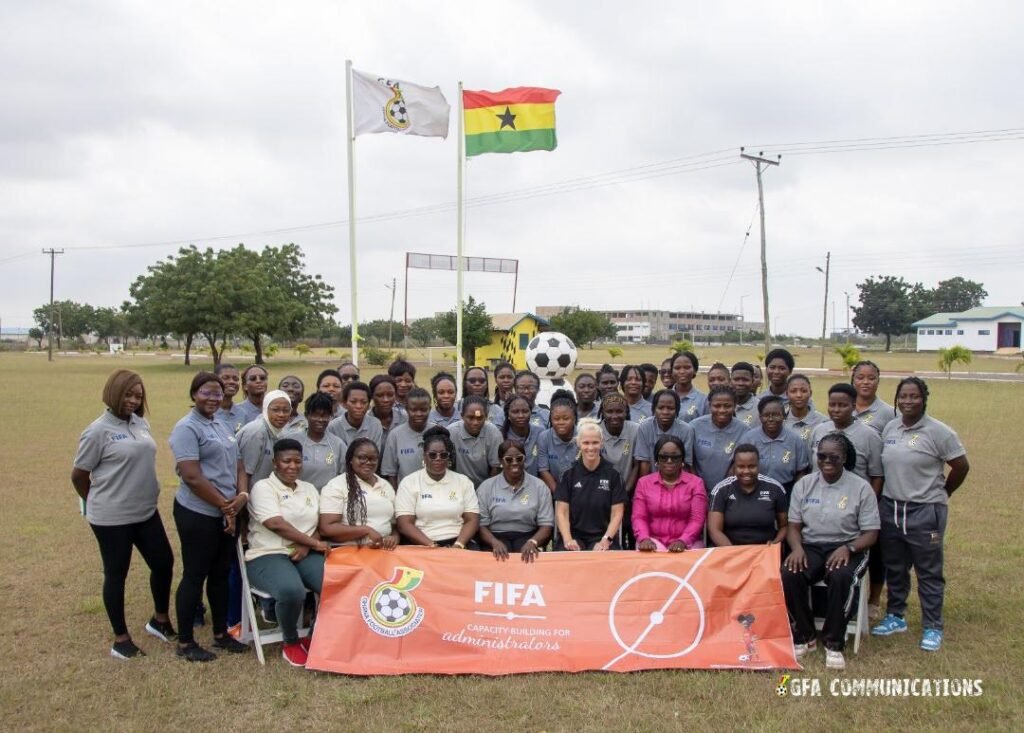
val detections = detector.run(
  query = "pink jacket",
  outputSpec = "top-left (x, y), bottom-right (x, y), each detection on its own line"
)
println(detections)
top-left (632, 472), bottom-right (707, 548)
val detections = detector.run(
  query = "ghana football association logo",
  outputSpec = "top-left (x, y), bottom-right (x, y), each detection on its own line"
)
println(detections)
top-left (377, 78), bottom-right (410, 131)
top-left (361, 566), bottom-right (425, 637)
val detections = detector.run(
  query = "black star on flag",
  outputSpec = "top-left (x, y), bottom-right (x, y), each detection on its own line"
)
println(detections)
top-left (496, 106), bottom-right (517, 130)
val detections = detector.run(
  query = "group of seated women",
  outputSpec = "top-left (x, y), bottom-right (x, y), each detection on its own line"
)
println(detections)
top-left (74, 350), bottom-right (967, 673)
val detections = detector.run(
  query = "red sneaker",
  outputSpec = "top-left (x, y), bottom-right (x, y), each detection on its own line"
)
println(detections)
top-left (281, 642), bottom-right (308, 668)
top-left (299, 636), bottom-right (312, 653)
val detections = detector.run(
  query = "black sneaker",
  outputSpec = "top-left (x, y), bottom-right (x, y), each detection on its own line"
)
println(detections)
top-left (145, 617), bottom-right (177, 643)
top-left (111, 639), bottom-right (146, 660)
top-left (176, 642), bottom-right (217, 662)
top-left (212, 635), bottom-right (249, 654)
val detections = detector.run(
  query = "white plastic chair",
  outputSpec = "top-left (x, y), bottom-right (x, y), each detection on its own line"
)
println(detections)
top-left (235, 537), bottom-right (313, 665)
top-left (812, 572), bottom-right (869, 655)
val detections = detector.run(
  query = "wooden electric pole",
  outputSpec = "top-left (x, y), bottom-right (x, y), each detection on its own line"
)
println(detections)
top-left (817, 252), bottom-right (831, 368)
top-left (385, 277), bottom-right (397, 347)
top-left (42, 248), bottom-right (64, 362)
top-left (740, 149), bottom-right (780, 355)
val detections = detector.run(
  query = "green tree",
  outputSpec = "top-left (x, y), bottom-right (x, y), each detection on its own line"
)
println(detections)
top-left (409, 317), bottom-right (437, 348)
top-left (90, 307), bottom-right (122, 346)
top-left (227, 244), bottom-right (337, 364)
top-left (549, 307), bottom-right (617, 348)
top-left (436, 296), bottom-right (494, 365)
top-left (28, 327), bottom-right (44, 349)
top-left (938, 345), bottom-right (972, 379)
top-left (32, 300), bottom-right (95, 347)
top-left (852, 276), bottom-right (921, 351)
top-left (927, 277), bottom-right (988, 314)
top-left (670, 339), bottom-right (695, 354)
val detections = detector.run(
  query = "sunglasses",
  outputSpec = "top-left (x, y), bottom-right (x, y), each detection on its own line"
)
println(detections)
top-left (466, 378), bottom-right (487, 385)
top-left (502, 455), bottom-right (525, 465)
top-left (340, 374), bottom-right (359, 382)
top-left (816, 453), bottom-right (843, 464)
top-left (426, 451), bottom-right (450, 460)
top-left (246, 375), bottom-right (267, 382)
top-left (656, 453), bottom-right (683, 463)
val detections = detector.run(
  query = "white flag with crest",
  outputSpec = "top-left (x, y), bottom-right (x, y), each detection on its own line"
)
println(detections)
top-left (352, 68), bottom-right (450, 138)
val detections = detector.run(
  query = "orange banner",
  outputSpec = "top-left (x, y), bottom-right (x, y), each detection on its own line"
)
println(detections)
top-left (306, 545), bottom-right (799, 675)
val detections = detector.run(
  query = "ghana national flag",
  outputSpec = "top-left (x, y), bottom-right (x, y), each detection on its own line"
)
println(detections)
top-left (462, 87), bottom-right (561, 157)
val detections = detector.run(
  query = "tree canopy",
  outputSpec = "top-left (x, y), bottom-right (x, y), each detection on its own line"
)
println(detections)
top-left (548, 307), bottom-right (617, 348)
top-left (927, 277), bottom-right (988, 313)
top-left (436, 296), bottom-right (493, 364)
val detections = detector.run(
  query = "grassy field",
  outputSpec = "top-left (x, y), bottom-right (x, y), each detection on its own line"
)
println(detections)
top-left (1, 351), bottom-right (1021, 732)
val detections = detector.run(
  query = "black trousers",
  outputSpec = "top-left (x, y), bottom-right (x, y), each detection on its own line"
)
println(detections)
top-left (89, 511), bottom-right (174, 637)
top-left (486, 529), bottom-right (538, 552)
top-left (173, 501), bottom-right (234, 644)
top-left (556, 533), bottom-right (621, 551)
top-left (781, 543), bottom-right (869, 651)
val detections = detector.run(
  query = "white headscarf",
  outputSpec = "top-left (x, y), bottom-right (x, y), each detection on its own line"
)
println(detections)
top-left (262, 389), bottom-right (293, 437)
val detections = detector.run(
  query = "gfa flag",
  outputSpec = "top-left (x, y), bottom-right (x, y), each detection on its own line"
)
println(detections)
top-left (352, 68), bottom-right (450, 138)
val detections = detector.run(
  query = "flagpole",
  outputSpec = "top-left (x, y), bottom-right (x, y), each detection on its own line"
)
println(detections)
top-left (345, 59), bottom-right (360, 367)
top-left (455, 81), bottom-right (465, 398)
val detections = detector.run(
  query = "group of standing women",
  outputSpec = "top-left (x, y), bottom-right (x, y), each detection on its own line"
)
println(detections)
top-left (73, 349), bottom-right (968, 672)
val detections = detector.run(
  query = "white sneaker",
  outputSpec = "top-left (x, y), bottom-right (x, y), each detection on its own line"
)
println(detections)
top-left (793, 639), bottom-right (817, 657)
top-left (825, 649), bottom-right (846, 670)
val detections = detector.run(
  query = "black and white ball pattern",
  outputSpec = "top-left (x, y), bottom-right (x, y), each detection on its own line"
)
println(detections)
top-left (526, 332), bottom-right (578, 380)
top-left (374, 588), bottom-right (411, 624)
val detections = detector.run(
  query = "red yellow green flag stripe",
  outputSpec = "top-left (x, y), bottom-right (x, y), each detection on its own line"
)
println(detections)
top-left (462, 87), bottom-right (560, 157)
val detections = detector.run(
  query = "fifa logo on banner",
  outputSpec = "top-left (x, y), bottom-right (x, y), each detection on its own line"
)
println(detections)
top-left (361, 567), bottom-right (425, 637)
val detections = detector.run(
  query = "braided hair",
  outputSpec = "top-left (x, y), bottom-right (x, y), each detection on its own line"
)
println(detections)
top-left (817, 431), bottom-right (857, 472)
top-left (343, 438), bottom-right (378, 526)
top-left (547, 389), bottom-right (578, 431)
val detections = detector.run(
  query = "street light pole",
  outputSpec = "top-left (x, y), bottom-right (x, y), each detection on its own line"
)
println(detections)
top-left (815, 252), bottom-right (831, 369)
top-left (843, 291), bottom-right (851, 344)
top-left (739, 294), bottom-right (750, 346)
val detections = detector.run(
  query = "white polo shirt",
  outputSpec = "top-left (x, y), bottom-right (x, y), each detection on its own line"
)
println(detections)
top-left (395, 469), bottom-right (479, 542)
top-left (246, 473), bottom-right (320, 561)
top-left (320, 473), bottom-right (396, 543)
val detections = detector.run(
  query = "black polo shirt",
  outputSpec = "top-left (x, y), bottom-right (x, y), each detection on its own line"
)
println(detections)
top-left (554, 458), bottom-right (627, 543)
top-left (709, 475), bottom-right (788, 546)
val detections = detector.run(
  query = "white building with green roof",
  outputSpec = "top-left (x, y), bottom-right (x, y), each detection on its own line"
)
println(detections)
top-left (913, 306), bottom-right (1024, 352)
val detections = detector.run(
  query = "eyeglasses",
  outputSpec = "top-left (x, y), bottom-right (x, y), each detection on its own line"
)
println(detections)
top-left (816, 453), bottom-right (843, 464)
top-left (656, 453), bottom-right (683, 463)
top-left (426, 451), bottom-right (450, 460)
top-left (353, 454), bottom-right (377, 464)
top-left (246, 375), bottom-right (267, 382)
top-left (340, 374), bottom-right (359, 382)
top-left (659, 370), bottom-right (671, 376)
top-left (502, 455), bottom-right (525, 465)
top-left (196, 389), bottom-right (224, 399)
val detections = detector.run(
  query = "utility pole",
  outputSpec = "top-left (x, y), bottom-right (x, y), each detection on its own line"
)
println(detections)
top-left (740, 149), bottom-right (781, 355)
top-left (385, 277), bottom-right (397, 348)
top-left (844, 291), bottom-right (852, 344)
top-left (42, 248), bottom-right (64, 362)
top-left (816, 252), bottom-right (831, 369)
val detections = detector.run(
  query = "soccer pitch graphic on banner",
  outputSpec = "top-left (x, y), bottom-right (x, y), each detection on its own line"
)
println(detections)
top-left (305, 545), bottom-right (799, 676)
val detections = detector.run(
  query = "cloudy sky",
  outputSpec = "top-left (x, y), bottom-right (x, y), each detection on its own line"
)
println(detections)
top-left (2, 1), bottom-right (1021, 336)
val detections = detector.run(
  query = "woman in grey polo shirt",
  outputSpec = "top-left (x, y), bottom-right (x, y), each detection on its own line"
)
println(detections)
top-left (169, 371), bottom-right (250, 662)
top-left (782, 432), bottom-right (880, 671)
top-left (851, 360), bottom-right (897, 436)
top-left (872, 377), bottom-right (969, 653)
top-left (72, 369), bottom-right (175, 660)
top-left (477, 440), bottom-right (554, 561)
top-left (237, 389), bottom-right (293, 485)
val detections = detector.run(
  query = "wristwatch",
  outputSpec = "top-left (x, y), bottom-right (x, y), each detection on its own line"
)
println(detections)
top-left (604, 536), bottom-right (615, 544)
top-left (845, 543), bottom-right (857, 553)
top-left (453, 541), bottom-right (466, 549)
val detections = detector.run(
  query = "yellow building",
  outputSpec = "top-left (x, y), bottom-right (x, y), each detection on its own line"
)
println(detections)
top-left (474, 313), bottom-right (550, 370)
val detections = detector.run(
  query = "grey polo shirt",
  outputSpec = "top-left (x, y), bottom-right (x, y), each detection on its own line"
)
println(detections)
top-left (448, 420), bottom-right (503, 488)
top-left (600, 419), bottom-right (639, 484)
top-left (281, 428), bottom-right (346, 491)
top-left (537, 428), bottom-right (579, 481)
top-left (506, 424), bottom-right (543, 477)
top-left (734, 394), bottom-right (760, 430)
top-left (675, 388), bottom-right (708, 423)
top-left (627, 398), bottom-right (652, 423)
top-left (789, 469), bottom-right (881, 546)
top-left (377, 408), bottom-right (408, 453)
top-left (284, 414), bottom-right (307, 433)
top-left (786, 410), bottom-right (829, 454)
top-left (477, 473), bottom-right (555, 534)
top-left (634, 418), bottom-right (695, 466)
top-left (169, 409), bottom-right (239, 517)
top-left (810, 420), bottom-right (883, 483)
top-left (855, 397), bottom-right (897, 437)
top-left (881, 415), bottom-right (966, 505)
top-left (237, 419), bottom-right (277, 484)
top-left (74, 410), bottom-right (160, 526)
top-left (216, 404), bottom-right (247, 434)
top-left (380, 422), bottom-right (427, 483)
top-left (327, 412), bottom-right (384, 452)
top-left (237, 399), bottom-right (262, 427)
top-left (691, 416), bottom-right (749, 492)
top-left (578, 403), bottom-right (601, 421)
top-left (529, 406), bottom-right (550, 429)
top-left (757, 388), bottom-right (790, 410)
top-left (428, 408), bottom-right (460, 429)
top-left (740, 426), bottom-right (810, 488)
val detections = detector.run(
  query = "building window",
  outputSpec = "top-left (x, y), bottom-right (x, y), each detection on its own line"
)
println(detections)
top-left (944, 329), bottom-right (953, 335)
top-left (978, 329), bottom-right (990, 336)
top-left (519, 333), bottom-right (529, 349)
top-left (926, 330), bottom-right (934, 335)
top-left (957, 330), bottom-right (964, 335)
top-left (918, 330), bottom-right (925, 336)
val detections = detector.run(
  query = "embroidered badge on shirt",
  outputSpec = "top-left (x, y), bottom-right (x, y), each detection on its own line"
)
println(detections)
top-left (782, 450), bottom-right (792, 464)
top-left (724, 441), bottom-right (735, 454)
top-left (326, 452), bottom-right (334, 464)
top-left (908, 434), bottom-right (920, 447)
top-left (520, 493), bottom-right (530, 505)
top-left (448, 489), bottom-right (458, 501)
top-left (687, 405), bottom-right (697, 415)
top-left (801, 427), bottom-right (811, 440)
top-left (838, 496), bottom-right (848, 510)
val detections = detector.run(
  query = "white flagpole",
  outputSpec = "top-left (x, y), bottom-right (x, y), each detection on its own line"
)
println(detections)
top-left (345, 59), bottom-right (360, 367)
top-left (455, 81), bottom-right (465, 397)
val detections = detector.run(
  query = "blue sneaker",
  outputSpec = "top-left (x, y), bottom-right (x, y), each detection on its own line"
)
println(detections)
top-left (871, 614), bottom-right (908, 636)
top-left (920, 628), bottom-right (943, 651)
